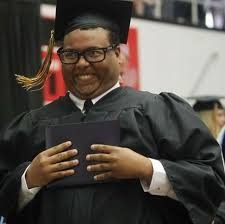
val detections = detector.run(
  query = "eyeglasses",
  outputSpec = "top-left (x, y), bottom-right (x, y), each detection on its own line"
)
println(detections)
top-left (57, 44), bottom-right (117, 64)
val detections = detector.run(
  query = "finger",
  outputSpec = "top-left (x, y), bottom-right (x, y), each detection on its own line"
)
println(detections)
top-left (50, 159), bottom-right (79, 172)
top-left (87, 163), bottom-right (111, 172)
top-left (50, 169), bottom-right (75, 181)
top-left (94, 172), bottom-right (112, 181)
top-left (49, 149), bottom-right (78, 164)
top-left (91, 144), bottom-right (116, 153)
top-left (86, 153), bottom-right (111, 162)
top-left (46, 141), bottom-right (72, 156)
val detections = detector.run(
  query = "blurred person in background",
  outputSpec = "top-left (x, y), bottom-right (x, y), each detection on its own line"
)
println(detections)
top-left (161, 0), bottom-right (205, 26)
top-left (216, 106), bottom-right (225, 131)
top-left (217, 125), bottom-right (225, 155)
top-left (119, 44), bottom-right (139, 89)
top-left (119, 44), bottom-right (130, 85)
top-left (193, 96), bottom-right (225, 139)
top-left (192, 96), bottom-right (225, 224)
top-left (133, 0), bottom-right (161, 18)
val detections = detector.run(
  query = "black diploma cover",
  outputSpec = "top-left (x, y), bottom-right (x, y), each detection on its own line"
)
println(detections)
top-left (45, 120), bottom-right (120, 188)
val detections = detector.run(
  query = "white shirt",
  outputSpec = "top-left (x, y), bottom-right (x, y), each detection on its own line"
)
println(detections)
top-left (19, 82), bottom-right (176, 210)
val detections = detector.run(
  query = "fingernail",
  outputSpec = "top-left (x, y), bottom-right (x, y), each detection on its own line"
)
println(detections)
top-left (86, 155), bottom-right (90, 160)
top-left (66, 141), bottom-right (72, 146)
top-left (87, 166), bottom-right (91, 171)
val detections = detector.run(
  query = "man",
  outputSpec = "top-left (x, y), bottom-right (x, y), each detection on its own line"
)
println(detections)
top-left (0, 0), bottom-right (225, 223)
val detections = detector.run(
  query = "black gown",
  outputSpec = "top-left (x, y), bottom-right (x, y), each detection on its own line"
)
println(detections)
top-left (0, 87), bottom-right (224, 224)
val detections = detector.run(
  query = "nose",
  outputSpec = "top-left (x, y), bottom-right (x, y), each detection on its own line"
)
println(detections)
top-left (76, 55), bottom-right (89, 67)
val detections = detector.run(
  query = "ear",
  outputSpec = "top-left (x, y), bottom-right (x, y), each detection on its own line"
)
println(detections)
top-left (114, 45), bottom-right (123, 66)
top-left (114, 45), bottom-right (121, 58)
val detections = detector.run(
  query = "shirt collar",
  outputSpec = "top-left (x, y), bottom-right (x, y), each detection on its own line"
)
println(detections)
top-left (69, 81), bottom-right (120, 111)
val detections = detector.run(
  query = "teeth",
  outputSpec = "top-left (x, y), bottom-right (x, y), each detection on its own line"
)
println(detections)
top-left (78, 74), bottom-right (92, 80)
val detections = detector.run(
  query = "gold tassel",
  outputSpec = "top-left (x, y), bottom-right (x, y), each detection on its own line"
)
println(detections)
top-left (15, 30), bottom-right (55, 91)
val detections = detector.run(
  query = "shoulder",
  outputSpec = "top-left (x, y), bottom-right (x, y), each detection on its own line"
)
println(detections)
top-left (124, 88), bottom-right (192, 112)
top-left (122, 87), bottom-right (157, 103)
top-left (159, 92), bottom-right (190, 105)
top-left (4, 95), bottom-right (71, 129)
top-left (29, 95), bottom-right (71, 120)
top-left (157, 92), bottom-right (193, 111)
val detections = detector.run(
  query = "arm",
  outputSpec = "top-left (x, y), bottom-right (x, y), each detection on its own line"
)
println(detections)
top-left (0, 113), bottom-right (32, 217)
top-left (86, 145), bottom-right (177, 199)
top-left (0, 113), bottom-right (79, 218)
top-left (141, 159), bottom-right (177, 200)
top-left (86, 92), bottom-right (225, 224)
top-left (18, 165), bottom-right (41, 211)
top-left (150, 93), bottom-right (225, 224)
top-left (214, 201), bottom-right (225, 224)
top-left (18, 141), bottom-right (78, 210)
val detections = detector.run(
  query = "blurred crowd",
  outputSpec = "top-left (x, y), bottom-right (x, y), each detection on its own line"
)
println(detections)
top-left (133, 0), bottom-right (225, 30)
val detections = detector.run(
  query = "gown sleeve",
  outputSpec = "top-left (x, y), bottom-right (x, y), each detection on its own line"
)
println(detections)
top-left (144, 92), bottom-right (225, 224)
top-left (0, 112), bottom-right (33, 218)
top-left (214, 201), bottom-right (225, 224)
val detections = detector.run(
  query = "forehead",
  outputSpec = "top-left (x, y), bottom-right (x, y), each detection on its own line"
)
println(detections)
top-left (63, 28), bottom-right (110, 49)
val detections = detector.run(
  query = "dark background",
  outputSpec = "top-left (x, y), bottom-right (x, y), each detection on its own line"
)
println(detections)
top-left (0, 0), bottom-right (42, 130)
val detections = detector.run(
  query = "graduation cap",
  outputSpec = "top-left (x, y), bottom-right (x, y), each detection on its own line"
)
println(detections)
top-left (189, 96), bottom-right (224, 112)
top-left (54, 0), bottom-right (133, 44)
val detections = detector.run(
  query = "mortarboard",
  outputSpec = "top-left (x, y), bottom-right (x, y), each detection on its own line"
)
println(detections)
top-left (189, 96), bottom-right (224, 112)
top-left (54, 0), bottom-right (133, 44)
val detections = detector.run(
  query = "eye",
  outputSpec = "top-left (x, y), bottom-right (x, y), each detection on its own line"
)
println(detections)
top-left (86, 49), bottom-right (103, 58)
top-left (63, 51), bottom-right (78, 59)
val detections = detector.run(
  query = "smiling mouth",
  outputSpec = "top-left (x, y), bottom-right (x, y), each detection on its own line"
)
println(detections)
top-left (74, 74), bottom-right (97, 84)
top-left (77, 74), bottom-right (94, 81)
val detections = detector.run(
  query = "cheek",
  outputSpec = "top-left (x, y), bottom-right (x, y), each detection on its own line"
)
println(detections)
top-left (62, 66), bottom-right (74, 85)
top-left (108, 62), bottom-right (120, 79)
top-left (100, 58), bottom-right (120, 78)
top-left (62, 65), bottom-right (73, 76)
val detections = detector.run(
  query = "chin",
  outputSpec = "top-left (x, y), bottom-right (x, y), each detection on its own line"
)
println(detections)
top-left (74, 89), bottom-right (96, 99)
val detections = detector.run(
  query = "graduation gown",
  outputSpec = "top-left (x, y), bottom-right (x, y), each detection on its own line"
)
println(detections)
top-left (214, 201), bottom-right (225, 223)
top-left (0, 87), bottom-right (224, 224)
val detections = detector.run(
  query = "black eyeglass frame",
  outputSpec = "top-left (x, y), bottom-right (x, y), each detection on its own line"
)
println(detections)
top-left (57, 44), bottom-right (118, 64)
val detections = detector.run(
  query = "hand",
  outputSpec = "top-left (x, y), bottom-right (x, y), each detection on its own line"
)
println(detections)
top-left (26, 141), bottom-right (79, 188)
top-left (86, 144), bottom-right (153, 183)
